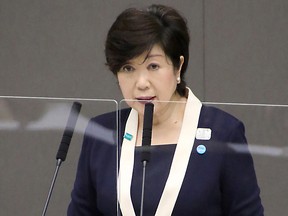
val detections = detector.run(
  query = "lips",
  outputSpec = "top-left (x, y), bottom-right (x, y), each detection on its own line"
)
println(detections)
top-left (136, 96), bottom-right (156, 104)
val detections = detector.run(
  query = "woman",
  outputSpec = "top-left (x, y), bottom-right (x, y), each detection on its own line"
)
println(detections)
top-left (68, 4), bottom-right (264, 215)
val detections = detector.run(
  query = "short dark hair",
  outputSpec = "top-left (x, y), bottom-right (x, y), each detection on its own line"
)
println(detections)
top-left (105, 4), bottom-right (190, 96)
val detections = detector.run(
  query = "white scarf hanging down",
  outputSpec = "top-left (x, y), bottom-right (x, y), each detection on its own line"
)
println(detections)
top-left (118, 88), bottom-right (202, 216)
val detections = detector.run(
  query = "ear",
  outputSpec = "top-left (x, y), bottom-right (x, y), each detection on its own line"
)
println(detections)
top-left (176, 56), bottom-right (185, 77)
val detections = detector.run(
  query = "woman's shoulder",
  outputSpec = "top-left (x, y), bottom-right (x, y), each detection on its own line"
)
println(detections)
top-left (83, 108), bottom-right (131, 144)
top-left (198, 105), bottom-right (247, 146)
top-left (89, 108), bottom-right (131, 127)
top-left (199, 105), bottom-right (246, 140)
top-left (200, 105), bottom-right (243, 126)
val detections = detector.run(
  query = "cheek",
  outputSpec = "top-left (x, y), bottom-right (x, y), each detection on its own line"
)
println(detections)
top-left (158, 73), bottom-right (177, 90)
top-left (117, 77), bottom-right (131, 97)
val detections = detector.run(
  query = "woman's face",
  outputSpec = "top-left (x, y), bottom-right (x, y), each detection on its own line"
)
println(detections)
top-left (117, 44), bottom-right (184, 116)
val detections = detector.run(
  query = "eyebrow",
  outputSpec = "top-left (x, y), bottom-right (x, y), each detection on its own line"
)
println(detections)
top-left (124, 53), bottom-right (165, 66)
top-left (141, 54), bottom-right (164, 64)
top-left (146, 54), bottom-right (164, 58)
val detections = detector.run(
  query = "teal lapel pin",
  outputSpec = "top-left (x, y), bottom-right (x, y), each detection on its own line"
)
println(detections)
top-left (124, 133), bottom-right (133, 141)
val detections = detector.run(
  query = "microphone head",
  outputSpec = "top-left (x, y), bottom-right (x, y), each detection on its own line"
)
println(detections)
top-left (141, 103), bottom-right (154, 162)
top-left (143, 102), bottom-right (154, 132)
top-left (56, 102), bottom-right (82, 161)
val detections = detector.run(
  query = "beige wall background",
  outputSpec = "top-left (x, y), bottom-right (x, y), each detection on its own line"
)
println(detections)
top-left (0, 0), bottom-right (287, 215)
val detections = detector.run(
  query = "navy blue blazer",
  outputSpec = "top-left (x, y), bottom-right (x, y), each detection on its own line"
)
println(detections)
top-left (67, 105), bottom-right (264, 215)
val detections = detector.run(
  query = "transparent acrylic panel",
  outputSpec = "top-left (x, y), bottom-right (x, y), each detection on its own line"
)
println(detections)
top-left (204, 102), bottom-right (288, 216)
top-left (0, 97), bottom-right (118, 216)
top-left (118, 99), bottom-right (197, 216)
top-left (118, 99), bottom-right (287, 215)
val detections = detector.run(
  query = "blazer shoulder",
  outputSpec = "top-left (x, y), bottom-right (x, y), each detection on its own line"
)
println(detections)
top-left (89, 108), bottom-right (131, 129)
top-left (199, 105), bottom-right (246, 142)
top-left (200, 105), bottom-right (243, 127)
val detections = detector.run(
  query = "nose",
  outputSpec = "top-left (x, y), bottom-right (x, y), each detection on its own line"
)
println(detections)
top-left (135, 71), bottom-right (150, 90)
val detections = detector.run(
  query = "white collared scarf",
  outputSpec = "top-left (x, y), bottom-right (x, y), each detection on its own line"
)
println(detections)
top-left (118, 88), bottom-right (202, 216)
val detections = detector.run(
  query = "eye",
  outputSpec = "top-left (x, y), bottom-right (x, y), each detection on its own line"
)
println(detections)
top-left (120, 65), bottom-right (134, 72)
top-left (148, 63), bottom-right (160, 71)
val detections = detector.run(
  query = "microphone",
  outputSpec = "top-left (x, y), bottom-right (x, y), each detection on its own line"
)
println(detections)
top-left (140, 102), bottom-right (154, 216)
top-left (141, 102), bottom-right (154, 162)
top-left (41, 101), bottom-right (82, 216)
top-left (56, 101), bottom-right (82, 161)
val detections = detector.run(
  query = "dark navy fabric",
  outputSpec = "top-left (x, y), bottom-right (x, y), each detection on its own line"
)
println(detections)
top-left (67, 106), bottom-right (264, 215)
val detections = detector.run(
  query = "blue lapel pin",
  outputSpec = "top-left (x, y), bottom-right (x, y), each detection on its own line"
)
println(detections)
top-left (197, 144), bottom-right (206, 155)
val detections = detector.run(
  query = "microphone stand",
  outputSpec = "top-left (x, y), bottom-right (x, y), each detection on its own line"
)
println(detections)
top-left (41, 101), bottom-right (82, 216)
top-left (140, 159), bottom-right (148, 216)
top-left (41, 159), bottom-right (62, 216)
top-left (139, 103), bottom-right (154, 216)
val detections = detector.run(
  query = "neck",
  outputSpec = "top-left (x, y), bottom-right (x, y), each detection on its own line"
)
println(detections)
top-left (137, 95), bottom-right (187, 146)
